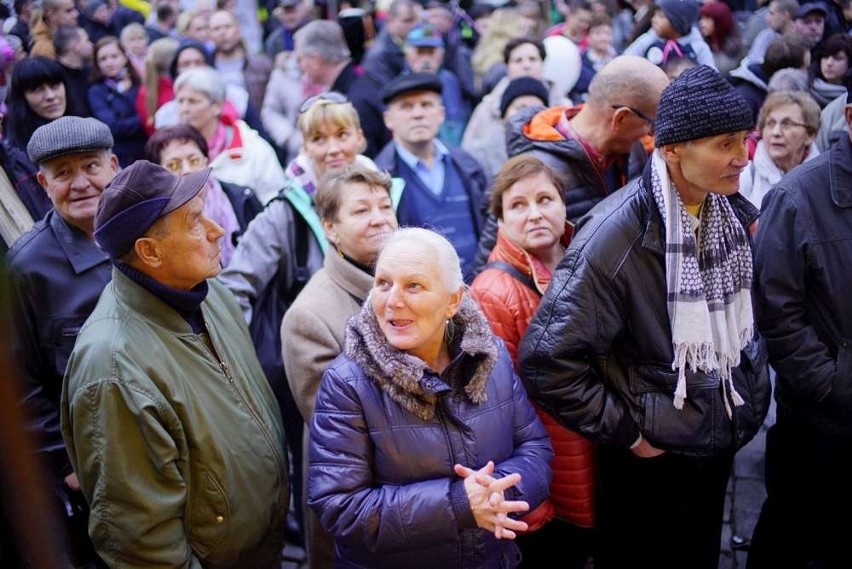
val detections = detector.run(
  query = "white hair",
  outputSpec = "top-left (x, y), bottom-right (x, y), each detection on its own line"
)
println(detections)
top-left (380, 227), bottom-right (464, 291)
top-left (173, 66), bottom-right (226, 104)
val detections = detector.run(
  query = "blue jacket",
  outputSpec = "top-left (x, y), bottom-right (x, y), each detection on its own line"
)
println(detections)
top-left (309, 296), bottom-right (553, 569)
top-left (87, 82), bottom-right (147, 167)
top-left (754, 135), bottom-right (852, 434)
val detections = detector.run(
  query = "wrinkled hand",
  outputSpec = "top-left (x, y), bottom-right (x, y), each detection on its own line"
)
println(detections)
top-left (454, 461), bottom-right (530, 540)
top-left (630, 437), bottom-right (665, 459)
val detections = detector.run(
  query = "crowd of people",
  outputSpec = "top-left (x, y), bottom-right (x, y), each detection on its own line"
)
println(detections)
top-left (0, 0), bottom-right (850, 568)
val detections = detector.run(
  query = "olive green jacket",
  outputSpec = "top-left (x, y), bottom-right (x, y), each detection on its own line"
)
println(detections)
top-left (61, 269), bottom-right (289, 568)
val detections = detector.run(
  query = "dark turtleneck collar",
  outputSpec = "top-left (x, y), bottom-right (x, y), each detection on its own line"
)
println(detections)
top-left (341, 250), bottom-right (375, 276)
top-left (114, 261), bottom-right (208, 333)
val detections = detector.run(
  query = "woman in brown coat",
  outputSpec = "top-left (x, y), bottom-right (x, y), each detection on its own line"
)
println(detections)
top-left (471, 155), bottom-right (596, 568)
top-left (280, 166), bottom-right (398, 569)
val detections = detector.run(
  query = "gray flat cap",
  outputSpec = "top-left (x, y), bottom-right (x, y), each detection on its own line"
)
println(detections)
top-left (27, 116), bottom-right (114, 165)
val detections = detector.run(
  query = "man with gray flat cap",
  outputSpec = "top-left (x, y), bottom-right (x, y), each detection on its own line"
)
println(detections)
top-left (7, 115), bottom-right (118, 567)
top-left (60, 161), bottom-right (290, 568)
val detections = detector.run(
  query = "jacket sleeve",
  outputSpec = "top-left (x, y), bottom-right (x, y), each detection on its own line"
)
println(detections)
top-left (309, 365), bottom-right (473, 552)
top-left (217, 200), bottom-right (293, 322)
top-left (519, 246), bottom-right (640, 448)
top-left (471, 278), bottom-right (524, 366)
top-left (491, 354), bottom-right (553, 510)
top-left (753, 187), bottom-right (837, 406)
top-left (281, 303), bottom-right (341, 422)
top-left (8, 270), bottom-right (72, 480)
top-left (62, 379), bottom-right (202, 568)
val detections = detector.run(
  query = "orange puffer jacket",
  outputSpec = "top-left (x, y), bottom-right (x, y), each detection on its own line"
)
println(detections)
top-left (471, 227), bottom-right (596, 529)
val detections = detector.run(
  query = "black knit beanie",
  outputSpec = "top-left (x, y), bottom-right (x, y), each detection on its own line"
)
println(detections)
top-left (499, 77), bottom-right (549, 117)
top-left (654, 65), bottom-right (754, 147)
top-left (655, 0), bottom-right (700, 37)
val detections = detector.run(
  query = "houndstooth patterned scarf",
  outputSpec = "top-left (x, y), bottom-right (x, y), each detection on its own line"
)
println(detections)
top-left (650, 150), bottom-right (753, 417)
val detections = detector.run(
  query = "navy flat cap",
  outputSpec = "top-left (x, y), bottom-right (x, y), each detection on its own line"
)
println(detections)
top-left (380, 72), bottom-right (444, 105)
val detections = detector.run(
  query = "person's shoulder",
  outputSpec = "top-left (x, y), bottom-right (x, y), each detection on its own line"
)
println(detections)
top-left (571, 179), bottom-right (648, 257)
top-left (774, 148), bottom-right (833, 195)
top-left (6, 215), bottom-right (55, 267)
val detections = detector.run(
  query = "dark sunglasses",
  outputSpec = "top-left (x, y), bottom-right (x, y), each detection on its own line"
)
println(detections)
top-left (299, 91), bottom-right (349, 114)
top-left (611, 104), bottom-right (655, 133)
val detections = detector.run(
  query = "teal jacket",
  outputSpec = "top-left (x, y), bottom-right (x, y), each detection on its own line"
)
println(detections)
top-left (61, 270), bottom-right (289, 568)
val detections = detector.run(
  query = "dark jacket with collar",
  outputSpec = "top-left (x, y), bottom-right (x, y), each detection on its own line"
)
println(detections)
top-left (7, 210), bottom-right (111, 480)
top-left (753, 135), bottom-right (852, 434)
top-left (309, 295), bottom-right (553, 568)
top-left (374, 141), bottom-right (489, 239)
top-left (520, 160), bottom-right (771, 458)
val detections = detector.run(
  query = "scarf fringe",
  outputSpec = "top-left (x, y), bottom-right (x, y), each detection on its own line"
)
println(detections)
top-left (672, 324), bottom-right (752, 416)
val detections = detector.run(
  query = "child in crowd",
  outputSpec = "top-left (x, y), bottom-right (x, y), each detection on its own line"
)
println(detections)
top-left (570, 13), bottom-right (617, 102)
top-left (623, 0), bottom-right (715, 69)
top-left (120, 22), bottom-right (150, 81)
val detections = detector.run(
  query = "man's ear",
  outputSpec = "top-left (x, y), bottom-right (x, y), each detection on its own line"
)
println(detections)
top-left (610, 106), bottom-right (629, 131)
top-left (133, 237), bottom-right (163, 268)
top-left (36, 170), bottom-right (49, 192)
top-left (383, 109), bottom-right (394, 132)
top-left (659, 143), bottom-right (681, 164)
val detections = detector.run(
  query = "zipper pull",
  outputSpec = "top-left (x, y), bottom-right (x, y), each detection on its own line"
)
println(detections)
top-left (220, 361), bottom-right (231, 379)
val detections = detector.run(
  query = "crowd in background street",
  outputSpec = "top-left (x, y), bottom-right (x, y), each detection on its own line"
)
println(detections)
top-left (0, 0), bottom-right (850, 567)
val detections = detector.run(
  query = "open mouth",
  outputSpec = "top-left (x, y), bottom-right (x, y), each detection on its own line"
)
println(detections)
top-left (388, 319), bottom-right (413, 329)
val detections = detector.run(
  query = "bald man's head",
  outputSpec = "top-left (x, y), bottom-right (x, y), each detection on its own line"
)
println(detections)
top-left (587, 55), bottom-right (670, 112)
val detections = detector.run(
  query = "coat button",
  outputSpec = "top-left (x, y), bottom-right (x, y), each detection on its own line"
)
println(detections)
top-left (216, 515), bottom-right (225, 524)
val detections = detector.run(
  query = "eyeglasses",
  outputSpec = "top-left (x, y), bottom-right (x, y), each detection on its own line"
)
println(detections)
top-left (299, 91), bottom-right (349, 114)
top-left (763, 119), bottom-right (808, 132)
top-left (164, 154), bottom-right (207, 173)
top-left (611, 104), bottom-right (655, 133)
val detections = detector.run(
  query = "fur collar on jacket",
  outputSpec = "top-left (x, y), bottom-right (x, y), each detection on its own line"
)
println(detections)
top-left (344, 294), bottom-right (499, 421)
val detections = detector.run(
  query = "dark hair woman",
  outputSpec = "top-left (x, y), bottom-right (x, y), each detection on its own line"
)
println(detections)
top-left (3, 56), bottom-right (81, 221)
top-left (5, 56), bottom-right (83, 152)
top-left (808, 33), bottom-right (852, 107)
top-left (87, 36), bottom-right (147, 166)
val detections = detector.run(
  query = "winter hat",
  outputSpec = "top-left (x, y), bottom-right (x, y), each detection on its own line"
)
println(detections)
top-left (85, 0), bottom-right (108, 16)
top-left (655, 0), bottom-right (700, 37)
top-left (654, 64), bottom-right (754, 147)
top-left (499, 76), bottom-right (549, 117)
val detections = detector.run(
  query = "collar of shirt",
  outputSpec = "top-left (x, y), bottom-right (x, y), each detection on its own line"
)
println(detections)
top-left (395, 140), bottom-right (450, 196)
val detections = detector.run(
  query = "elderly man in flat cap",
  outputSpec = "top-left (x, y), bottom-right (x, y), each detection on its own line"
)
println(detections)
top-left (60, 161), bottom-right (290, 568)
top-left (374, 71), bottom-right (489, 282)
top-left (6, 115), bottom-right (119, 566)
top-left (520, 65), bottom-right (771, 569)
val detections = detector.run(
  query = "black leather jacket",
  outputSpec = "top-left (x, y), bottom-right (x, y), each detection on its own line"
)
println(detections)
top-left (7, 211), bottom-right (111, 480)
top-left (754, 135), bottom-right (852, 434)
top-left (520, 161), bottom-right (771, 458)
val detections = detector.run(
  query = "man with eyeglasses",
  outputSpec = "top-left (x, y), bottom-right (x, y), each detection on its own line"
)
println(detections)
top-left (520, 65), bottom-right (770, 569)
top-left (6, 116), bottom-right (118, 567)
top-left (473, 54), bottom-right (669, 273)
top-left (748, 83), bottom-right (852, 569)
